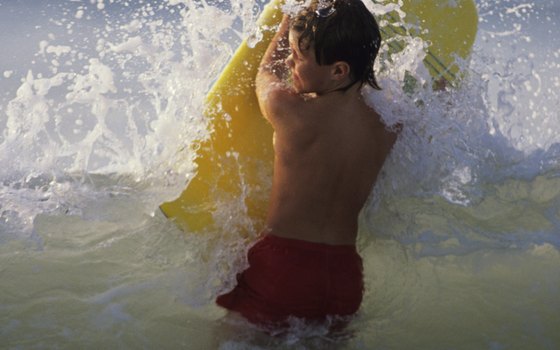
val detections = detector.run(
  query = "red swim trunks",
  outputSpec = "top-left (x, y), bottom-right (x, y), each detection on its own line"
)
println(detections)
top-left (216, 234), bottom-right (363, 326)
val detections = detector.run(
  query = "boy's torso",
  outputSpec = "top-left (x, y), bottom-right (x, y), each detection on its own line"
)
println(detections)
top-left (265, 90), bottom-right (398, 245)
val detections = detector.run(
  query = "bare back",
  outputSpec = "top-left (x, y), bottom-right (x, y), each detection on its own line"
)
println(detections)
top-left (262, 87), bottom-right (398, 245)
top-left (254, 16), bottom-right (397, 245)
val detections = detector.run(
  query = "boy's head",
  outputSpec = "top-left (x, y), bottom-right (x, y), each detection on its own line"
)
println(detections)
top-left (290, 0), bottom-right (382, 90)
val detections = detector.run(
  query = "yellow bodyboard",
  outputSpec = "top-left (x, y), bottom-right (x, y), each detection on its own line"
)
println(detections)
top-left (160, 0), bottom-right (478, 234)
top-left (381, 0), bottom-right (478, 83)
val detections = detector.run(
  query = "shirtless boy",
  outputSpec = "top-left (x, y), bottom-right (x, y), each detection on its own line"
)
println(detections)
top-left (217, 0), bottom-right (398, 326)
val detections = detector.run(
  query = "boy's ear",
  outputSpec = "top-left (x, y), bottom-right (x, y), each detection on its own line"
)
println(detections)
top-left (331, 61), bottom-right (351, 81)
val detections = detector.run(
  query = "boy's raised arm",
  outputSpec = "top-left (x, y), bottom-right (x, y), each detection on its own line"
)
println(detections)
top-left (255, 15), bottom-right (296, 123)
top-left (256, 15), bottom-right (291, 93)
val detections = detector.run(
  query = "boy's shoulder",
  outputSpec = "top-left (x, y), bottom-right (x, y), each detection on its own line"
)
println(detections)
top-left (258, 84), bottom-right (313, 124)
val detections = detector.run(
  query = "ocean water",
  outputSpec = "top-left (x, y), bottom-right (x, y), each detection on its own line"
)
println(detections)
top-left (1, 0), bottom-right (559, 349)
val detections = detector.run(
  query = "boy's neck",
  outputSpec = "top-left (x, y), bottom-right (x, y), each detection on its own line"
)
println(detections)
top-left (317, 80), bottom-right (361, 96)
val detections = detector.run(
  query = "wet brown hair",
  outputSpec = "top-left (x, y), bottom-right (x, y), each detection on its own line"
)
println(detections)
top-left (291, 0), bottom-right (382, 90)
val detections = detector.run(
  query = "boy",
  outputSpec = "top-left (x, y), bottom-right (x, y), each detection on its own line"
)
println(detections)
top-left (217, 0), bottom-right (398, 327)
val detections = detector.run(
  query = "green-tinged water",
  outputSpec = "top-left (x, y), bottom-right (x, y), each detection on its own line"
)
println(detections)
top-left (1, 177), bottom-right (559, 349)
top-left (1, 202), bottom-right (224, 349)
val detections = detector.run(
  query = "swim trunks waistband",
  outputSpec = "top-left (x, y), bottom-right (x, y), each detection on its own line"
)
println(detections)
top-left (260, 233), bottom-right (357, 254)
